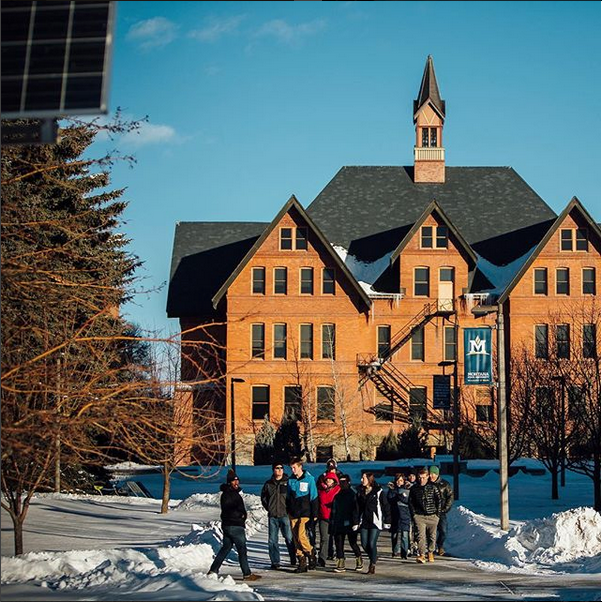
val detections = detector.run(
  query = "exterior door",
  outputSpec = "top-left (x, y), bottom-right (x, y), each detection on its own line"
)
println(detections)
top-left (438, 267), bottom-right (454, 311)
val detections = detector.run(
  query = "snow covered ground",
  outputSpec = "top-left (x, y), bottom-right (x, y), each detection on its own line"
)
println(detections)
top-left (1, 459), bottom-right (600, 601)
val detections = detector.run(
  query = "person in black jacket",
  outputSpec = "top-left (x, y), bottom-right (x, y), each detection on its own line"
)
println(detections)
top-left (261, 462), bottom-right (296, 570)
top-left (329, 474), bottom-right (363, 573)
top-left (208, 470), bottom-right (261, 581)
top-left (356, 472), bottom-right (391, 575)
top-left (408, 466), bottom-right (442, 564)
top-left (429, 465), bottom-right (453, 556)
top-left (387, 473), bottom-right (412, 559)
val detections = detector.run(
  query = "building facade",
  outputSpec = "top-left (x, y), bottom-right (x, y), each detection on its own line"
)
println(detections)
top-left (167, 57), bottom-right (600, 465)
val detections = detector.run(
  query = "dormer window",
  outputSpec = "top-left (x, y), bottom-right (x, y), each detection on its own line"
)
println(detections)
top-left (560, 228), bottom-right (588, 252)
top-left (421, 225), bottom-right (447, 249)
top-left (280, 227), bottom-right (308, 251)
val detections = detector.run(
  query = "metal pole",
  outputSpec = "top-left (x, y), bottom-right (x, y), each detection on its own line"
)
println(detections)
top-left (560, 378), bottom-right (566, 487)
top-left (452, 321), bottom-right (460, 500)
top-left (497, 306), bottom-right (510, 531)
top-left (230, 378), bottom-right (236, 472)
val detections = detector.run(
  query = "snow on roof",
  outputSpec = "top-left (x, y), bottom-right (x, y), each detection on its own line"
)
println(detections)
top-left (475, 245), bottom-right (538, 295)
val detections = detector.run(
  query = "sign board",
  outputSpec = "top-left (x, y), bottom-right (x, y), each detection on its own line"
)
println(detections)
top-left (464, 327), bottom-right (492, 385)
top-left (433, 374), bottom-right (451, 410)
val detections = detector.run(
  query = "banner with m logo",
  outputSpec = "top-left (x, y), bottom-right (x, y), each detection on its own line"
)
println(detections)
top-left (464, 328), bottom-right (492, 385)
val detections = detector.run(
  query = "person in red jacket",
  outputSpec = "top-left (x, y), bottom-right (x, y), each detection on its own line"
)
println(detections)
top-left (317, 471), bottom-right (340, 567)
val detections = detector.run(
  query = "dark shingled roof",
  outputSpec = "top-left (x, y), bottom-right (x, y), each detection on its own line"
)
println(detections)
top-left (306, 166), bottom-right (557, 267)
top-left (167, 222), bottom-right (268, 317)
top-left (414, 55), bottom-right (445, 119)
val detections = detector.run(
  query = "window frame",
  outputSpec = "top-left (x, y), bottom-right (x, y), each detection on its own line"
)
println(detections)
top-left (560, 229), bottom-right (573, 251)
top-left (252, 267), bottom-right (266, 295)
top-left (252, 385), bottom-right (270, 421)
top-left (251, 323), bottom-right (265, 359)
top-left (284, 385), bottom-right (302, 421)
top-left (377, 325), bottom-right (391, 358)
top-left (317, 385), bottom-right (335, 421)
top-left (300, 323), bottom-right (313, 360)
top-left (435, 225), bottom-right (448, 249)
top-left (322, 268), bottom-right (335, 295)
top-left (414, 266), bottom-right (430, 297)
top-left (280, 226), bottom-right (308, 251)
top-left (321, 323), bottom-right (336, 360)
top-left (582, 267), bottom-right (596, 295)
top-left (420, 226), bottom-right (433, 249)
top-left (274, 266), bottom-right (288, 295)
top-left (300, 267), bottom-right (314, 295)
top-left (411, 326), bottom-right (425, 361)
top-left (409, 387), bottom-right (427, 421)
top-left (534, 267), bottom-right (548, 295)
top-left (279, 227), bottom-right (293, 250)
top-left (555, 267), bottom-right (570, 296)
top-left (444, 325), bottom-right (456, 361)
top-left (535, 324), bottom-right (548, 359)
top-left (583, 324), bottom-right (596, 359)
top-left (555, 324), bottom-right (570, 359)
top-left (273, 323), bottom-right (287, 360)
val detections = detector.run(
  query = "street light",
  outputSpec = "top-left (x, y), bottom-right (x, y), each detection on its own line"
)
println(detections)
top-left (230, 377), bottom-right (245, 472)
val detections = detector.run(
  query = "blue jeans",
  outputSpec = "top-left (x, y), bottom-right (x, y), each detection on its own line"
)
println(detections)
top-left (436, 512), bottom-right (448, 550)
top-left (391, 529), bottom-right (410, 557)
top-left (209, 525), bottom-right (251, 576)
top-left (360, 527), bottom-right (380, 564)
top-left (268, 516), bottom-right (296, 566)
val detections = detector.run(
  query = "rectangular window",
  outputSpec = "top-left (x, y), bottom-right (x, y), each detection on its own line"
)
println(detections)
top-left (284, 385), bottom-right (302, 421)
top-left (556, 268), bottom-right (569, 295)
top-left (583, 324), bottom-right (596, 359)
top-left (252, 267), bottom-right (265, 294)
top-left (436, 226), bottom-right (448, 248)
top-left (409, 387), bottom-right (427, 421)
top-left (274, 267), bottom-right (287, 294)
top-left (377, 325), bottom-right (391, 358)
top-left (535, 324), bottom-right (548, 359)
top-left (322, 324), bottom-right (336, 360)
top-left (567, 385), bottom-right (586, 420)
top-left (556, 324), bottom-right (570, 359)
top-left (576, 228), bottom-right (588, 251)
top-left (444, 326), bottom-right (456, 361)
top-left (430, 128), bottom-right (437, 147)
top-left (476, 405), bottom-right (494, 422)
top-left (422, 128), bottom-right (429, 148)
top-left (300, 324), bottom-right (313, 359)
top-left (280, 227), bottom-right (293, 250)
top-left (414, 267), bottom-right (430, 297)
top-left (252, 323), bottom-right (265, 359)
top-left (411, 327), bottom-right (425, 361)
top-left (296, 227), bottom-right (308, 250)
top-left (374, 397), bottom-right (393, 422)
top-left (421, 226), bottom-right (433, 248)
top-left (322, 268), bottom-right (335, 295)
top-left (252, 385), bottom-right (270, 421)
top-left (317, 386), bottom-right (335, 421)
top-left (534, 268), bottom-right (548, 295)
top-left (300, 267), bottom-right (314, 295)
top-left (560, 229), bottom-right (573, 251)
top-left (440, 267), bottom-right (454, 282)
top-left (583, 268), bottom-right (595, 295)
top-left (274, 323), bottom-right (287, 359)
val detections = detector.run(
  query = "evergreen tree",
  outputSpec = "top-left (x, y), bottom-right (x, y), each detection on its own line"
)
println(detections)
top-left (376, 428), bottom-right (400, 460)
top-left (1, 118), bottom-right (141, 554)
top-left (397, 418), bottom-right (429, 459)
top-left (273, 417), bottom-right (302, 464)
top-left (254, 416), bottom-right (276, 465)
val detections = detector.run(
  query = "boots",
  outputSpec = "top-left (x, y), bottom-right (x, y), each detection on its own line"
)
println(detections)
top-left (355, 556), bottom-right (364, 571)
top-left (367, 563), bottom-right (376, 574)
top-left (416, 555), bottom-right (426, 563)
top-left (307, 551), bottom-right (317, 570)
top-left (294, 555), bottom-right (308, 573)
top-left (334, 558), bottom-right (346, 573)
top-left (427, 552), bottom-right (435, 563)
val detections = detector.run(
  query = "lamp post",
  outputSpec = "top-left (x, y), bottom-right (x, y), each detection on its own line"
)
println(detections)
top-left (552, 375), bottom-right (566, 487)
top-left (230, 377), bottom-right (245, 472)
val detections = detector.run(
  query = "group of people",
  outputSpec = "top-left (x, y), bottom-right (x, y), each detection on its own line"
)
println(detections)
top-left (208, 457), bottom-right (453, 580)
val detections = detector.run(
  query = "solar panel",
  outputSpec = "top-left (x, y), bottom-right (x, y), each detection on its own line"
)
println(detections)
top-left (1, 0), bottom-right (115, 118)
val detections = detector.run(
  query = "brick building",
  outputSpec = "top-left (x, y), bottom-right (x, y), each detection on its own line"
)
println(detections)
top-left (167, 56), bottom-right (600, 465)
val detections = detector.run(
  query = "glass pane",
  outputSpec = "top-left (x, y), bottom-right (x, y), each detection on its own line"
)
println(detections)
top-left (296, 228), bottom-right (308, 250)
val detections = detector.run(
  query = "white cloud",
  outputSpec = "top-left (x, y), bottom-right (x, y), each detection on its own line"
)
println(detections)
top-left (189, 15), bottom-right (245, 42)
top-left (120, 122), bottom-right (178, 147)
top-left (126, 17), bottom-right (179, 50)
top-left (254, 18), bottom-right (327, 45)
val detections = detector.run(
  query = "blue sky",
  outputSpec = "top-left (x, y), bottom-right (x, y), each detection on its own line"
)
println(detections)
top-left (100, 1), bottom-right (600, 335)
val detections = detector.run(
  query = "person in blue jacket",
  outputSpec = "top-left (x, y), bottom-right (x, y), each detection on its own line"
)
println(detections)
top-left (286, 456), bottom-right (318, 573)
top-left (387, 473), bottom-right (412, 559)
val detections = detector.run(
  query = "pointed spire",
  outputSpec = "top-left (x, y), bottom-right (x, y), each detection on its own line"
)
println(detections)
top-left (414, 55), bottom-right (445, 120)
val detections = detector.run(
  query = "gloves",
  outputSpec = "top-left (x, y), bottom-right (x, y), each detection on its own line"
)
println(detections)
top-left (352, 524), bottom-right (359, 531)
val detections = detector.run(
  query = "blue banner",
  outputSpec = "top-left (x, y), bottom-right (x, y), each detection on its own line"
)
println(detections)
top-left (464, 328), bottom-right (492, 385)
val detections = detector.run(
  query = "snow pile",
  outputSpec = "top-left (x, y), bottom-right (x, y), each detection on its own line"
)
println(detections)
top-left (449, 505), bottom-right (601, 574)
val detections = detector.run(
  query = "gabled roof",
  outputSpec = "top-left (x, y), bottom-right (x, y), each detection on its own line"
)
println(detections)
top-left (389, 199), bottom-right (477, 265)
top-left (498, 197), bottom-right (601, 303)
top-left (211, 195), bottom-right (372, 311)
top-left (414, 55), bottom-right (445, 120)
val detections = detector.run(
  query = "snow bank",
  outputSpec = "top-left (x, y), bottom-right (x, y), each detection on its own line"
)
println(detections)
top-left (449, 505), bottom-right (601, 574)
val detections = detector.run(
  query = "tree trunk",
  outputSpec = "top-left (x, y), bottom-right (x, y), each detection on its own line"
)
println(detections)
top-left (551, 466), bottom-right (559, 500)
top-left (14, 518), bottom-right (24, 556)
top-left (161, 464), bottom-right (171, 514)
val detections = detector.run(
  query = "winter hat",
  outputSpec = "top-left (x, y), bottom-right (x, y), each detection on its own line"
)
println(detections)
top-left (324, 471), bottom-right (339, 483)
top-left (326, 458), bottom-right (337, 470)
top-left (226, 469), bottom-right (239, 483)
top-left (429, 465), bottom-right (440, 476)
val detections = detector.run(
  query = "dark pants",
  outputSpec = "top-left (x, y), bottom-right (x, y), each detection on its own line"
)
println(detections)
top-left (334, 531), bottom-right (361, 559)
top-left (268, 516), bottom-right (296, 566)
top-left (391, 528), bottom-right (410, 557)
top-left (360, 527), bottom-right (380, 564)
top-left (436, 512), bottom-right (448, 549)
top-left (209, 525), bottom-right (251, 576)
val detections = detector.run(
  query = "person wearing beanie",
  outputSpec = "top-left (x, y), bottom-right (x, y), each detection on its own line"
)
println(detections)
top-left (261, 462), bottom-right (296, 570)
top-left (208, 470), bottom-right (262, 582)
top-left (429, 465), bottom-right (453, 556)
top-left (408, 467), bottom-right (442, 564)
top-left (317, 471), bottom-right (340, 567)
top-left (316, 458), bottom-right (343, 559)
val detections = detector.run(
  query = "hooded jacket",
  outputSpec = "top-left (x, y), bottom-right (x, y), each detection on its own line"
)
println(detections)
top-left (357, 484), bottom-right (391, 530)
top-left (261, 474), bottom-right (290, 518)
top-left (219, 482), bottom-right (247, 527)
top-left (329, 481), bottom-right (359, 534)
top-left (317, 472), bottom-right (340, 520)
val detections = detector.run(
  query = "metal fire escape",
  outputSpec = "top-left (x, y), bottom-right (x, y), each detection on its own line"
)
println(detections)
top-left (357, 300), bottom-right (455, 423)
